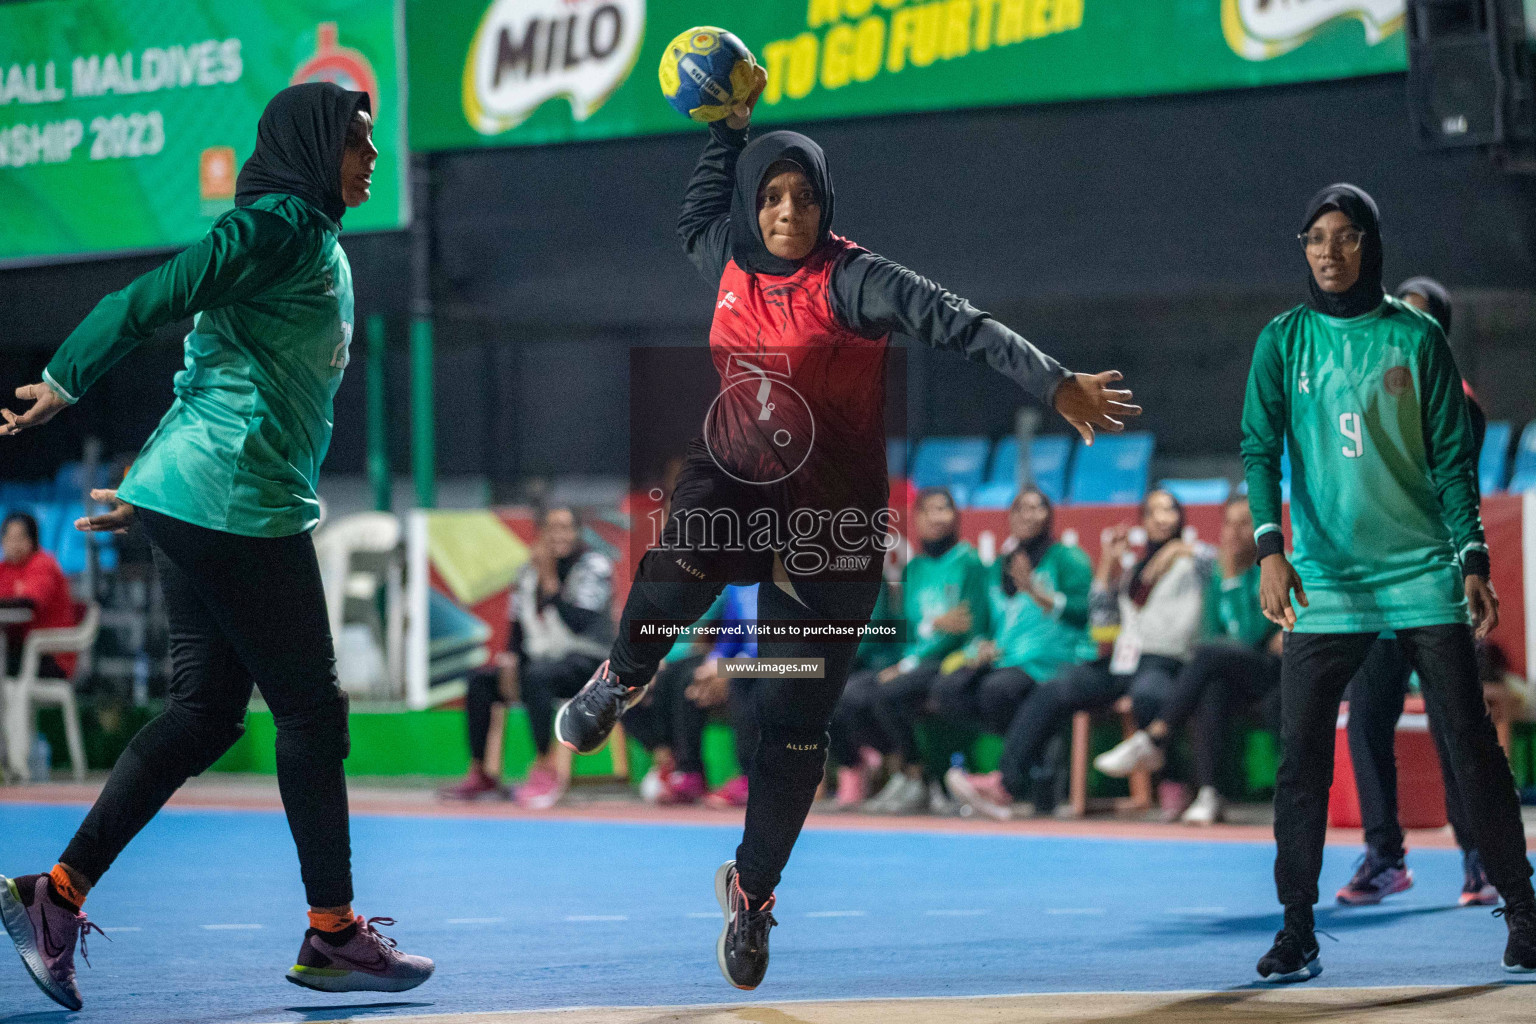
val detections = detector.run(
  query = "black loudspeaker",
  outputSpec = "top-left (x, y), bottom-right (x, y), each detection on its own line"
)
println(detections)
top-left (1406, 0), bottom-right (1533, 148)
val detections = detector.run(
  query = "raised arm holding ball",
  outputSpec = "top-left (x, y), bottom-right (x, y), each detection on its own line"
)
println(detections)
top-left (554, 29), bottom-right (1141, 992)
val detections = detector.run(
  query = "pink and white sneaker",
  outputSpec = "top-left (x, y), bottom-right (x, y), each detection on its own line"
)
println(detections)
top-left (658, 770), bottom-right (707, 805)
top-left (944, 767), bottom-right (1014, 821)
top-left (1, 873), bottom-right (105, 1011)
top-left (287, 915), bottom-right (434, 993)
top-left (436, 766), bottom-right (510, 802)
top-left (706, 775), bottom-right (750, 809)
top-left (835, 767), bottom-right (867, 809)
top-left (517, 766), bottom-right (569, 810)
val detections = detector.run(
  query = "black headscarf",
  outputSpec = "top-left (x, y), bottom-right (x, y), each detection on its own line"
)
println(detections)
top-left (1128, 490), bottom-right (1185, 607)
top-left (915, 487), bottom-right (959, 560)
top-left (1395, 276), bottom-right (1453, 335)
top-left (730, 130), bottom-right (835, 276)
top-left (1300, 183), bottom-right (1384, 320)
top-left (1000, 487), bottom-right (1055, 596)
top-left (236, 82), bottom-right (369, 227)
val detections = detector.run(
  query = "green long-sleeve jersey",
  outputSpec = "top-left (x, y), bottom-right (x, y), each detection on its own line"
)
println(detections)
top-left (898, 540), bottom-right (989, 666)
top-left (1202, 563), bottom-right (1277, 649)
top-left (44, 194), bottom-right (352, 538)
top-left (1240, 297), bottom-right (1483, 633)
top-left (986, 541), bottom-right (1095, 682)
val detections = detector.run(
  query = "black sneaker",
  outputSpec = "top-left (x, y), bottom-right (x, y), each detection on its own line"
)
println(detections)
top-left (1256, 927), bottom-right (1321, 983)
top-left (714, 860), bottom-right (776, 991)
top-left (1495, 899), bottom-right (1536, 972)
top-left (553, 660), bottom-right (649, 754)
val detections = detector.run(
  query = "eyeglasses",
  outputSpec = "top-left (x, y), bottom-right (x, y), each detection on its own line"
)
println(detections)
top-left (1298, 228), bottom-right (1365, 255)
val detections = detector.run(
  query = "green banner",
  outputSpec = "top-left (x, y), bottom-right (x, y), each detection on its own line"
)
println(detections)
top-left (407, 0), bottom-right (1407, 152)
top-left (0, 0), bottom-right (407, 266)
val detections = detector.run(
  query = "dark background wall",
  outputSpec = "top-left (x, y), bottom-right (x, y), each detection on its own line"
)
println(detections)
top-left (3, 71), bottom-right (1533, 486)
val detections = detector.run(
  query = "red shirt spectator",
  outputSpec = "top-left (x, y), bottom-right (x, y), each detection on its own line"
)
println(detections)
top-left (0, 512), bottom-right (79, 676)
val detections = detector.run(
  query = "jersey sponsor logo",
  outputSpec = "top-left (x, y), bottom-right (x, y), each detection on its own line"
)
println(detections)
top-left (462, 0), bottom-right (644, 136)
top-left (1222, 0), bottom-right (1403, 61)
top-left (1383, 365), bottom-right (1411, 396)
top-left (717, 290), bottom-right (738, 311)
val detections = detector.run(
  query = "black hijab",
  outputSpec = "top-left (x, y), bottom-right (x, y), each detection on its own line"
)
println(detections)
top-left (1395, 276), bottom-right (1453, 335)
top-left (1128, 490), bottom-right (1185, 607)
top-left (730, 130), bottom-right (835, 276)
top-left (915, 487), bottom-right (959, 560)
top-left (236, 82), bottom-right (369, 227)
top-left (1300, 183), bottom-right (1384, 320)
top-left (1000, 487), bottom-right (1055, 596)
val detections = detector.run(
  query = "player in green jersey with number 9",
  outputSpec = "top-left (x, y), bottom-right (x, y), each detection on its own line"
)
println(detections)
top-left (0, 83), bottom-right (433, 1012)
top-left (1240, 183), bottom-right (1535, 983)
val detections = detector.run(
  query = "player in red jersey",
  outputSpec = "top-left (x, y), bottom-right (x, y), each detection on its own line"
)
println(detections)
top-left (555, 68), bottom-right (1139, 989)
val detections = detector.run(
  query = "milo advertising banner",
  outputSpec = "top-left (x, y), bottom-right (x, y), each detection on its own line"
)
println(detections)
top-left (407, 0), bottom-right (1409, 151)
top-left (0, 0), bottom-right (406, 265)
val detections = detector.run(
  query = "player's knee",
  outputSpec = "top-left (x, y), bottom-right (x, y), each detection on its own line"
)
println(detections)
top-left (160, 705), bottom-right (247, 776)
top-left (272, 687), bottom-right (351, 760)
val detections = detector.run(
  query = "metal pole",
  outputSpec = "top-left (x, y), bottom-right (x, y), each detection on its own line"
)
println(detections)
top-left (409, 152), bottom-right (436, 509)
top-left (365, 314), bottom-right (391, 512)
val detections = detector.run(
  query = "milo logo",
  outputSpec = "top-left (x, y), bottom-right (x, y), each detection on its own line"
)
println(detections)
top-left (1222, 0), bottom-right (1404, 60)
top-left (463, 0), bottom-right (644, 136)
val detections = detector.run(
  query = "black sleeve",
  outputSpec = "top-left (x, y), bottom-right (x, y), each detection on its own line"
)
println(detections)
top-left (828, 251), bottom-right (1071, 407)
top-left (677, 123), bottom-right (748, 284)
top-left (551, 598), bottom-right (601, 635)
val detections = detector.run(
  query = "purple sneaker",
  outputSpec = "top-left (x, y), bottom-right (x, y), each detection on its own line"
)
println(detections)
top-left (1335, 850), bottom-right (1414, 906)
top-left (286, 915), bottom-right (434, 993)
top-left (1, 873), bottom-right (106, 1011)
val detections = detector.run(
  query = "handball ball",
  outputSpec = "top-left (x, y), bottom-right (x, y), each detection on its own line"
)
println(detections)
top-left (659, 26), bottom-right (756, 123)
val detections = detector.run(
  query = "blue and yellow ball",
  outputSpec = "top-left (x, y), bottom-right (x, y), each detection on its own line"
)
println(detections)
top-left (658, 26), bottom-right (756, 124)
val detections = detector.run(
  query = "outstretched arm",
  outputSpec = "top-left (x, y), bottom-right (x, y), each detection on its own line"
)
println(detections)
top-left (828, 253), bottom-right (1139, 443)
top-left (1, 208), bottom-right (294, 435)
top-left (676, 65), bottom-right (767, 284)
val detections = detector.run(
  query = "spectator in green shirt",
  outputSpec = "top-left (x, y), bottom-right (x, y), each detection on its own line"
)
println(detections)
top-left (830, 488), bottom-right (987, 814)
top-left (1093, 495), bottom-right (1281, 825)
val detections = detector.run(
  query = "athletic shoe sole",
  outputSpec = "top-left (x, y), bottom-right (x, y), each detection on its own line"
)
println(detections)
top-left (1335, 869), bottom-right (1413, 906)
top-left (0, 875), bottom-right (81, 1011)
top-left (1259, 957), bottom-right (1322, 984)
top-left (1505, 958), bottom-right (1536, 974)
top-left (285, 963), bottom-right (432, 993)
top-left (1460, 887), bottom-right (1500, 907)
top-left (714, 860), bottom-right (757, 992)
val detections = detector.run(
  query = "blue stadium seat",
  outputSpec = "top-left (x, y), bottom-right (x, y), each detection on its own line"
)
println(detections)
top-left (1066, 432), bottom-right (1153, 505)
top-left (988, 435), bottom-right (1071, 503)
top-left (1159, 478), bottom-right (1232, 505)
top-left (909, 436), bottom-right (991, 494)
top-left (1480, 420), bottom-right (1512, 493)
top-left (1509, 421), bottom-right (1536, 494)
top-left (966, 481), bottom-right (1017, 509)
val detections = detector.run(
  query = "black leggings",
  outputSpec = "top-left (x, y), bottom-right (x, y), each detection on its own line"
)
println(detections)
top-left (1274, 626), bottom-right (1532, 913)
top-left (931, 664), bottom-right (1037, 736)
top-left (464, 652), bottom-right (599, 763)
top-left (1344, 638), bottom-right (1474, 860)
top-left (1153, 644), bottom-right (1281, 790)
top-left (61, 510), bottom-right (352, 908)
top-left (604, 440), bottom-right (881, 897)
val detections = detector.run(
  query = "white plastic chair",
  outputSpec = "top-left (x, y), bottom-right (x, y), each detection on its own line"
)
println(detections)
top-left (315, 513), bottom-right (404, 698)
top-left (3, 603), bottom-right (100, 782)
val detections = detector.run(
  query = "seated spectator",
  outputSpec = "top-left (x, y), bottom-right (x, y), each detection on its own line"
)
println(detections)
top-left (626, 585), bottom-right (760, 808)
top-left (0, 511), bottom-right (79, 677)
top-left (824, 577), bottom-right (903, 807)
top-left (947, 489), bottom-right (1203, 818)
top-left (832, 488), bottom-right (988, 815)
top-left (930, 486), bottom-right (1093, 739)
top-left (439, 506), bottom-right (613, 806)
top-left (1092, 495), bottom-right (1281, 824)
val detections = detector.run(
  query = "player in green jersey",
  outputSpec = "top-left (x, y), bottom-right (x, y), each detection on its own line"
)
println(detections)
top-left (1241, 184), bottom-right (1534, 982)
top-left (0, 85), bottom-right (433, 1011)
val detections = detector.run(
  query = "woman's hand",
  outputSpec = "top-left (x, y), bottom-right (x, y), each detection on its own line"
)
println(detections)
top-left (1095, 525), bottom-right (1131, 583)
top-left (973, 640), bottom-right (999, 665)
top-left (0, 383), bottom-right (69, 437)
top-left (724, 64), bottom-right (768, 130)
top-left (75, 489), bottom-right (135, 534)
top-left (1053, 371), bottom-right (1141, 445)
top-left (932, 603), bottom-right (972, 635)
top-left (1466, 575), bottom-right (1499, 640)
top-left (1259, 552), bottom-right (1308, 631)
